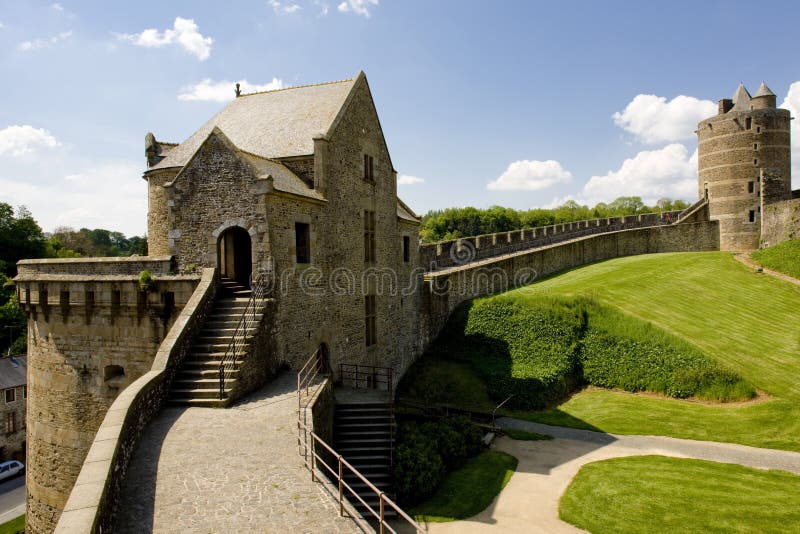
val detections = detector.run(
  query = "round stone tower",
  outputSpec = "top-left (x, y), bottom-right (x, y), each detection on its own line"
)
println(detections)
top-left (697, 82), bottom-right (792, 251)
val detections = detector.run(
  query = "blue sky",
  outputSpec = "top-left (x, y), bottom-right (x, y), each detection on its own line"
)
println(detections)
top-left (2, 0), bottom-right (800, 236)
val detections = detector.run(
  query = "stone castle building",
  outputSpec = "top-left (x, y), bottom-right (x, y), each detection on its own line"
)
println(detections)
top-left (698, 82), bottom-right (797, 250)
top-left (13, 75), bottom-right (799, 532)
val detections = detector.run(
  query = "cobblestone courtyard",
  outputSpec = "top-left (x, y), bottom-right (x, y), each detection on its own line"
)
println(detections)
top-left (114, 372), bottom-right (359, 533)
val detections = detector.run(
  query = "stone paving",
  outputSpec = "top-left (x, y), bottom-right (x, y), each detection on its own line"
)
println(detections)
top-left (113, 371), bottom-right (360, 533)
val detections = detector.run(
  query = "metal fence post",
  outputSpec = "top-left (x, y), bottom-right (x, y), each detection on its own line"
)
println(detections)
top-left (310, 436), bottom-right (316, 482)
top-left (338, 455), bottom-right (344, 517)
top-left (379, 492), bottom-right (385, 534)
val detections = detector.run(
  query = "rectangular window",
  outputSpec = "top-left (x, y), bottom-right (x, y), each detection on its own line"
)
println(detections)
top-left (295, 222), bottom-right (311, 264)
top-left (60, 290), bottom-right (70, 311)
top-left (748, 210), bottom-right (756, 223)
top-left (746, 117), bottom-right (752, 130)
top-left (364, 210), bottom-right (376, 263)
top-left (4, 389), bottom-right (14, 403)
top-left (365, 294), bottom-right (377, 347)
top-left (754, 159), bottom-right (758, 166)
top-left (754, 143), bottom-right (758, 150)
top-left (403, 235), bottom-right (411, 263)
top-left (748, 181), bottom-right (755, 194)
top-left (22, 386), bottom-right (27, 399)
top-left (363, 154), bottom-right (374, 182)
top-left (5, 413), bottom-right (14, 434)
top-left (111, 290), bottom-right (121, 310)
top-left (757, 126), bottom-right (761, 133)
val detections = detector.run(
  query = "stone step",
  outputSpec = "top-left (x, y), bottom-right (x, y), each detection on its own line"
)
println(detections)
top-left (171, 387), bottom-right (228, 399)
top-left (177, 368), bottom-right (239, 379)
top-left (335, 445), bottom-right (392, 454)
top-left (167, 397), bottom-right (227, 408)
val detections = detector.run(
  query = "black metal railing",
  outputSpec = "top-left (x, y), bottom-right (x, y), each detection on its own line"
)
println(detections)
top-left (338, 363), bottom-right (394, 398)
top-left (218, 272), bottom-right (270, 399)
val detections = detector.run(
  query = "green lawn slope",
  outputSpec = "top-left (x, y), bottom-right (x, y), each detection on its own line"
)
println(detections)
top-left (517, 252), bottom-right (800, 450)
top-left (752, 238), bottom-right (800, 279)
top-left (560, 456), bottom-right (800, 534)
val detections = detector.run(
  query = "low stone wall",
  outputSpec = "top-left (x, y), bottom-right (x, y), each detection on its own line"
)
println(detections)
top-left (16, 256), bottom-right (175, 277)
top-left (420, 211), bottom-right (683, 270)
top-left (54, 268), bottom-right (218, 534)
top-left (761, 197), bottom-right (800, 247)
top-left (421, 221), bottom-right (720, 345)
top-left (227, 299), bottom-right (281, 405)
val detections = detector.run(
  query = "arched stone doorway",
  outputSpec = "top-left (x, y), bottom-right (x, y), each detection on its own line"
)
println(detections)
top-left (218, 227), bottom-right (252, 287)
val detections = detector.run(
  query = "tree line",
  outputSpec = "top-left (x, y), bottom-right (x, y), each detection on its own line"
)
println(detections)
top-left (0, 203), bottom-right (147, 356)
top-left (419, 196), bottom-right (691, 243)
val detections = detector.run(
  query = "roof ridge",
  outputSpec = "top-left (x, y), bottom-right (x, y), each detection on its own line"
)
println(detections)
top-left (239, 77), bottom-right (355, 98)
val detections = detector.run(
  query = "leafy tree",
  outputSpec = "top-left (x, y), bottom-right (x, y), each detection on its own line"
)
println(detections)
top-left (0, 203), bottom-right (47, 276)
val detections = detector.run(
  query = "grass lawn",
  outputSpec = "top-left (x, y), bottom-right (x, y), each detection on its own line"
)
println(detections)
top-left (503, 428), bottom-right (552, 441)
top-left (559, 455), bottom-right (800, 534)
top-left (514, 252), bottom-right (800, 451)
top-left (752, 239), bottom-right (800, 279)
top-left (410, 450), bottom-right (518, 523)
top-left (0, 515), bottom-right (24, 534)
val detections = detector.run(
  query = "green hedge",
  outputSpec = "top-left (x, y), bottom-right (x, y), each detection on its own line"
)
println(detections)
top-left (393, 416), bottom-right (484, 506)
top-left (416, 295), bottom-right (754, 410)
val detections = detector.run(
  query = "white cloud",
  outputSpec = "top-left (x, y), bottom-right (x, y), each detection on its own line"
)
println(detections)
top-left (269, 0), bottom-right (302, 13)
top-left (18, 30), bottom-right (73, 51)
top-left (398, 174), bottom-right (424, 185)
top-left (487, 160), bottom-right (572, 191)
top-left (582, 143), bottom-right (697, 205)
top-left (315, 1), bottom-right (330, 15)
top-left (118, 17), bottom-right (213, 61)
top-left (178, 78), bottom-right (285, 102)
top-left (780, 81), bottom-right (800, 183)
top-left (337, 0), bottom-right (378, 17)
top-left (51, 3), bottom-right (64, 12)
top-left (0, 125), bottom-right (61, 157)
top-left (0, 21), bottom-right (5, 29)
top-left (613, 94), bottom-right (716, 144)
top-left (0, 159), bottom-right (146, 235)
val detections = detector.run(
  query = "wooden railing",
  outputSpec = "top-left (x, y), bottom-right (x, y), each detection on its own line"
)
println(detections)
top-left (218, 271), bottom-right (270, 399)
top-left (339, 363), bottom-right (394, 398)
top-left (296, 418), bottom-right (425, 534)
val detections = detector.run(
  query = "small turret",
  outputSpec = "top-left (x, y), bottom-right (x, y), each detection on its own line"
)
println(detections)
top-left (751, 82), bottom-right (776, 110)
top-left (730, 83), bottom-right (752, 111)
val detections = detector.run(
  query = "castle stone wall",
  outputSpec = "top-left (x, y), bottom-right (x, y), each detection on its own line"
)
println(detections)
top-left (423, 221), bottom-right (720, 342)
top-left (15, 259), bottom-right (199, 533)
top-left (761, 197), bottom-right (800, 246)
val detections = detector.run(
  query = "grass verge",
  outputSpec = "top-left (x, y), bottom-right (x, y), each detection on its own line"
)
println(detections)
top-left (411, 450), bottom-right (518, 523)
top-left (0, 515), bottom-right (24, 534)
top-left (503, 428), bottom-right (552, 441)
top-left (559, 455), bottom-right (800, 533)
top-left (751, 238), bottom-right (800, 279)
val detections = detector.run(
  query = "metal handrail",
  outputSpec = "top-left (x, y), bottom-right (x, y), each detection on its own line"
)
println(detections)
top-left (297, 418), bottom-right (425, 534)
top-left (339, 363), bottom-right (394, 398)
top-left (218, 272), bottom-right (270, 400)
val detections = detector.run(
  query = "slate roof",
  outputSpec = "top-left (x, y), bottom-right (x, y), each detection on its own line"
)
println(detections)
top-left (151, 76), bottom-right (358, 171)
top-left (753, 82), bottom-right (776, 98)
top-left (731, 83), bottom-right (752, 111)
top-left (238, 151), bottom-right (325, 202)
top-left (397, 199), bottom-right (420, 223)
top-left (0, 356), bottom-right (26, 390)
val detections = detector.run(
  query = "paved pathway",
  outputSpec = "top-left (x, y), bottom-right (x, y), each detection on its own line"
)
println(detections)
top-left (0, 476), bottom-right (25, 525)
top-left (114, 372), bottom-right (359, 533)
top-left (425, 418), bottom-right (800, 534)
top-left (734, 253), bottom-right (800, 287)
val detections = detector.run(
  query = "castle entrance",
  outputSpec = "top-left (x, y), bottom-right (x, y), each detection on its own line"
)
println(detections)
top-left (218, 227), bottom-right (252, 287)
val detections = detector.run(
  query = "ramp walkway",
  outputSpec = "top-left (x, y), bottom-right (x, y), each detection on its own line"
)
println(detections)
top-left (113, 371), bottom-right (359, 533)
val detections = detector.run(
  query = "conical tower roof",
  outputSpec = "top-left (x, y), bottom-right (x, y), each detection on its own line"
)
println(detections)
top-left (753, 82), bottom-right (776, 97)
top-left (731, 83), bottom-right (752, 111)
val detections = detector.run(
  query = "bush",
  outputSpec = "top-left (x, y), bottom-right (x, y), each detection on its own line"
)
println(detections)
top-left (421, 294), bottom-right (755, 408)
top-left (393, 423), bottom-right (444, 505)
top-left (138, 269), bottom-right (154, 290)
top-left (394, 416), bottom-right (485, 506)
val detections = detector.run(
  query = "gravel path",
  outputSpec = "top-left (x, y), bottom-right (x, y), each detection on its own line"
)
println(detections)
top-left (113, 371), bottom-right (359, 533)
top-left (734, 253), bottom-right (800, 287)
top-left (425, 418), bottom-right (800, 534)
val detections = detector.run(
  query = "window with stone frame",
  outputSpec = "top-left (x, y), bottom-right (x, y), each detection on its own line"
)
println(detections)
top-left (295, 222), bottom-right (311, 264)
top-left (364, 211), bottom-right (376, 263)
top-left (4, 389), bottom-right (14, 404)
top-left (5, 412), bottom-right (14, 434)
top-left (365, 294), bottom-right (377, 347)
top-left (363, 154), bottom-right (375, 183)
top-left (403, 235), bottom-right (411, 263)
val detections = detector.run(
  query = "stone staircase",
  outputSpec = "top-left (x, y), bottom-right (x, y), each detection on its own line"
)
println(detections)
top-left (334, 402), bottom-right (396, 519)
top-left (168, 277), bottom-right (259, 407)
